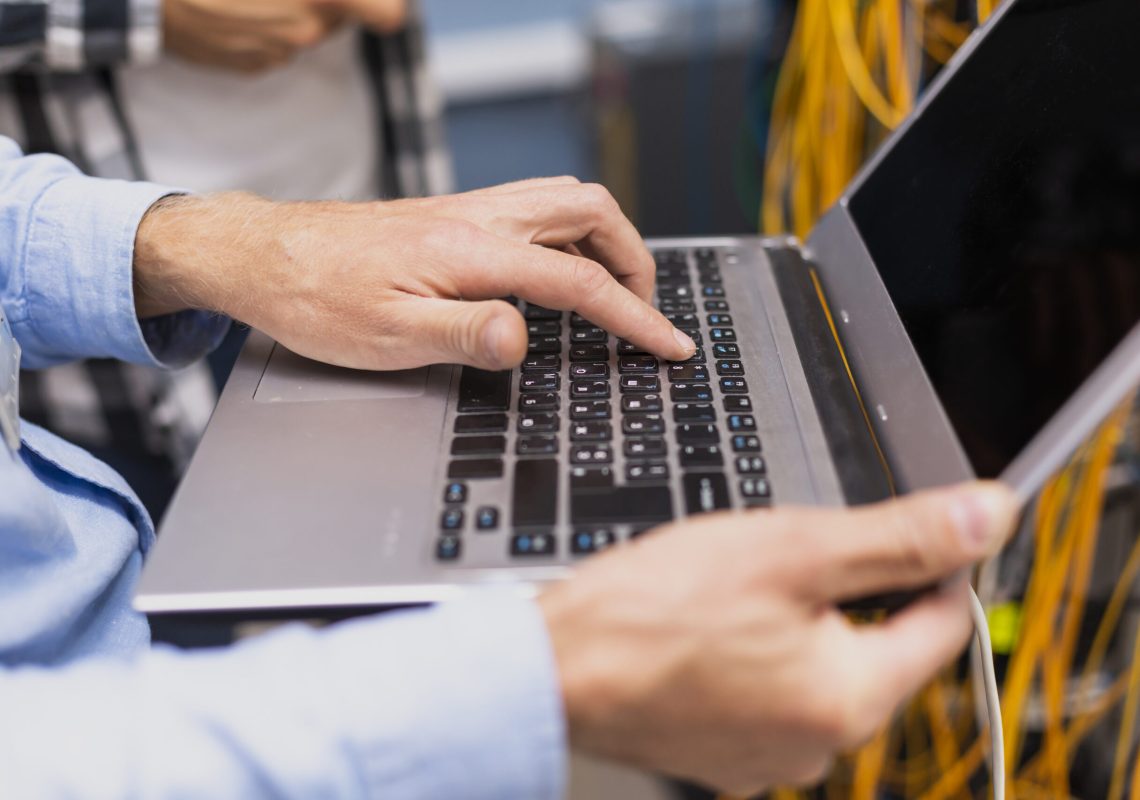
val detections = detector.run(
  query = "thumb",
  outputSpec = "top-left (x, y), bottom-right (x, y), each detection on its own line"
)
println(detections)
top-left (794, 481), bottom-right (1019, 604)
top-left (399, 296), bottom-right (527, 371)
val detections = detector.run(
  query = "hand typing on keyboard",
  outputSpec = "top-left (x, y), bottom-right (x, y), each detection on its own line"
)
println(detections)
top-left (132, 176), bottom-right (696, 370)
top-left (538, 482), bottom-right (1019, 796)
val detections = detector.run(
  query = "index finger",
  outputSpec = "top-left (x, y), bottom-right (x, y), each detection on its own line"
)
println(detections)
top-left (454, 235), bottom-right (695, 362)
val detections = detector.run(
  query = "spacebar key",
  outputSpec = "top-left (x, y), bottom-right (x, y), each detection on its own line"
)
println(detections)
top-left (513, 458), bottom-right (558, 527)
top-left (458, 367), bottom-right (512, 412)
top-left (571, 486), bottom-right (673, 526)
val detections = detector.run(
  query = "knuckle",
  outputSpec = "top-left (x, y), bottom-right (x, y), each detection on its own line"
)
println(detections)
top-left (883, 504), bottom-right (933, 575)
top-left (580, 182), bottom-right (620, 217)
top-left (570, 257), bottom-right (611, 300)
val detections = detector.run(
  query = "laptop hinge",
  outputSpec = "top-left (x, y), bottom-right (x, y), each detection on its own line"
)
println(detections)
top-left (768, 246), bottom-right (894, 506)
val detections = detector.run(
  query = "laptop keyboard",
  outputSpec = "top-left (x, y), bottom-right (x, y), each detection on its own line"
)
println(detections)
top-left (435, 245), bottom-right (771, 564)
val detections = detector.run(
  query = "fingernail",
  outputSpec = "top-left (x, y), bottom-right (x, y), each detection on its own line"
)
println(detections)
top-left (672, 327), bottom-right (696, 355)
top-left (948, 484), bottom-right (1013, 553)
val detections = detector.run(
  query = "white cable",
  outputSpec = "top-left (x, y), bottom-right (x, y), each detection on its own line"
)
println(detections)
top-left (970, 586), bottom-right (1005, 800)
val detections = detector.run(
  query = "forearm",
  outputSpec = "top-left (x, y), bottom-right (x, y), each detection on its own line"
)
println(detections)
top-left (0, 0), bottom-right (162, 72)
top-left (0, 594), bottom-right (565, 799)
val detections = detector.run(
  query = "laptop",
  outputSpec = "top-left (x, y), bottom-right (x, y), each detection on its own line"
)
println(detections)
top-left (136, 0), bottom-right (1140, 617)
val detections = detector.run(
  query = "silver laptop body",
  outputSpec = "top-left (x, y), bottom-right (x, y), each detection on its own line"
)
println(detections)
top-left (137, 0), bottom-right (1140, 616)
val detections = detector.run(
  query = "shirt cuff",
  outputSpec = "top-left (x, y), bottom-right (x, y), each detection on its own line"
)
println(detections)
top-left (321, 591), bottom-right (568, 799)
top-left (22, 174), bottom-right (229, 369)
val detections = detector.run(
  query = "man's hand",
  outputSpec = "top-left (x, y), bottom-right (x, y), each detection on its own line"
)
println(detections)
top-left (539, 482), bottom-right (1019, 796)
top-left (133, 178), bottom-right (696, 368)
top-left (164, 0), bottom-right (346, 73)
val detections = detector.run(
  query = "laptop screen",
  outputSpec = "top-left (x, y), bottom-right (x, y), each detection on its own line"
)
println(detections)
top-left (847, 0), bottom-right (1140, 479)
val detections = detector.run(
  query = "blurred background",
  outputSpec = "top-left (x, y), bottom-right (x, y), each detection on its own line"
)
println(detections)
top-left (423, 0), bottom-right (778, 236)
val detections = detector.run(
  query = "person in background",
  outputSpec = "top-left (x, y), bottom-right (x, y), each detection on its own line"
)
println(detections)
top-left (0, 0), bottom-right (451, 518)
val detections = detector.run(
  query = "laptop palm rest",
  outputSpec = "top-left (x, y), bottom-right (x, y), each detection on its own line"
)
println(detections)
top-left (254, 345), bottom-right (429, 403)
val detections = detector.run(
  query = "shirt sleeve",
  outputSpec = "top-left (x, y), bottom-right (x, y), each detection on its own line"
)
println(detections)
top-left (0, 137), bottom-right (229, 370)
top-left (0, 0), bottom-right (162, 72)
top-left (0, 593), bottom-right (567, 799)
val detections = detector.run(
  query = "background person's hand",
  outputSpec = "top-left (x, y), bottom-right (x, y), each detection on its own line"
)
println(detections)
top-left (164, 0), bottom-right (346, 73)
top-left (132, 177), bottom-right (696, 369)
top-left (540, 482), bottom-right (1019, 796)
top-left (310, 0), bottom-right (410, 33)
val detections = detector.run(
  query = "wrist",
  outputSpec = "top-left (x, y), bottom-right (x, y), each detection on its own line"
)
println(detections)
top-left (132, 191), bottom-right (273, 319)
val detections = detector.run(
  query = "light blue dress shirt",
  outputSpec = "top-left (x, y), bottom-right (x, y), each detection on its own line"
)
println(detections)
top-left (0, 138), bottom-right (566, 798)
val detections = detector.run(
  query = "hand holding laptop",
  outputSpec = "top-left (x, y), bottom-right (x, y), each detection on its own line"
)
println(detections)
top-left (540, 482), bottom-right (1018, 794)
top-left (132, 177), bottom-right (696, 371)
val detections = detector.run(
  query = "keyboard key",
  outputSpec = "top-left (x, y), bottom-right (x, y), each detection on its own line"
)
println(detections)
top-left (670, 383), bottom-right (713, 402)
top-left (457, 368), bottom-right (511, 412)
top-left (571, 327), bottom-right (608, 344)
top-left (665, 312), bottom-right (699, 327)
top-left (712, 343), bottom-right (741, 358)
top-left (526, 320), bottom-right (561, 336)
top-left (570, 400), bottom-right (611, 420)
top-left (707, 313), bottom-right (733, 326)
top-left (624, 438), bottom-right (667, 458)
top-left (658, 300), bottom-right (696, 314)
top-left (569, 312), bottom-right (594, 328)
top-left (673, 403), bottom-right (716, 422)
top-left (440, 508), bottom-right (464, 530)
top-left (571, 528), bottom-right (617, 555)
top-left (716, 360), bottom-right (745, 376)
top-left (622, 414), bottom-right (665, 435)
top-left (519, 392), bottom-right (558, 411)
top-left (570, 344), bottom-right (609, 361)
top-left (436, 535), bottom-right (462, 561)
top-left (694, 246), bottom-right (717, 263)
top-left (704, 300), bottom-right (729, 312)
top-left (523, 305), bottom-right (562, 320)
top-left (727, 414), bottom-right (757, 432)
top-left (619, 375), bottom-right (660, 393)
top-left (723, 396), bottom-right (753, 412)
top-left (668, 364), bottom-right (710, 383)
top-left (626, 462), bottom-right (670, 482)
top-left (475, 506), bottom-right (500, 530)
top-left (517, 435), bottom-right (559, 456)
top-left (702, 286), bottom-right (726, 297)
top-left (740, 477), bottom-right (772, 503)
top-left (571, 485), bottom-right (673, 525)
top-left (675, 423), bottom-right (719, 445)
top-left (527, 336), bottom-right (561, 355)
top-left (520, 372), bottom-right (560, 392)
top-left (698, 271), bottom-right (723, 285)
top-left (570, 362), bottom-right (610, 379)
top-left (511, 532), bottom-right (556, 557)
top-left (451, 435), bottom-right (506, 456)
top-left (447, 459), bottom-right (503, 479)
top-left (443, 482), bottom-right (467, 504)
top-left (709, 328), bottom-right (736, 342)
top-left (571, 444), bottom-right (613, 464)
top-left (731, 434), bottom-right (762, 453)
top-left (571, 421), bottom-right (613, 442)
top-left (455, 413), bottom-right (508, 433)
top-left (619, 355), bottom-right (659, 373)
top-left (736, 455), bottom-right (767, 474)
top-left (720, 378), bottom-right (749, 394)
top-left (679, 444), bottom-right (723, 468)
top-left (683, 472), bottom-right (730, 514)
top-left (622, 394), bottom-right (663, 413)
top-left (571, 466), bottom-right (614, 490)
top-left (512, 459), bottom-right (558, 527)
top-left (616, 340), bottom-right (648, 355)
top-left (658, 285), bottom-right (693, 300)
top-left (571, 380), bottom-right (611, 399)
top-left (521, 354), bottom-right (561, 372)
top-left (518, 412), bottom-right (559, 433)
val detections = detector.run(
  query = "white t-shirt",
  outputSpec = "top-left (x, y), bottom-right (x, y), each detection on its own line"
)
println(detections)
top-left (119, 26), bottom-right (378, 201)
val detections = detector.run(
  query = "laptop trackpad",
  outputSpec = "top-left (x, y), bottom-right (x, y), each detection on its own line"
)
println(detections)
top-left (254, 344), bottom-right (429, 403)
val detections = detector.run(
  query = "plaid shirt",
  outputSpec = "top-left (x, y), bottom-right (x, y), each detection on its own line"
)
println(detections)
top-left (0, 0), bottom-right (452, 515)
